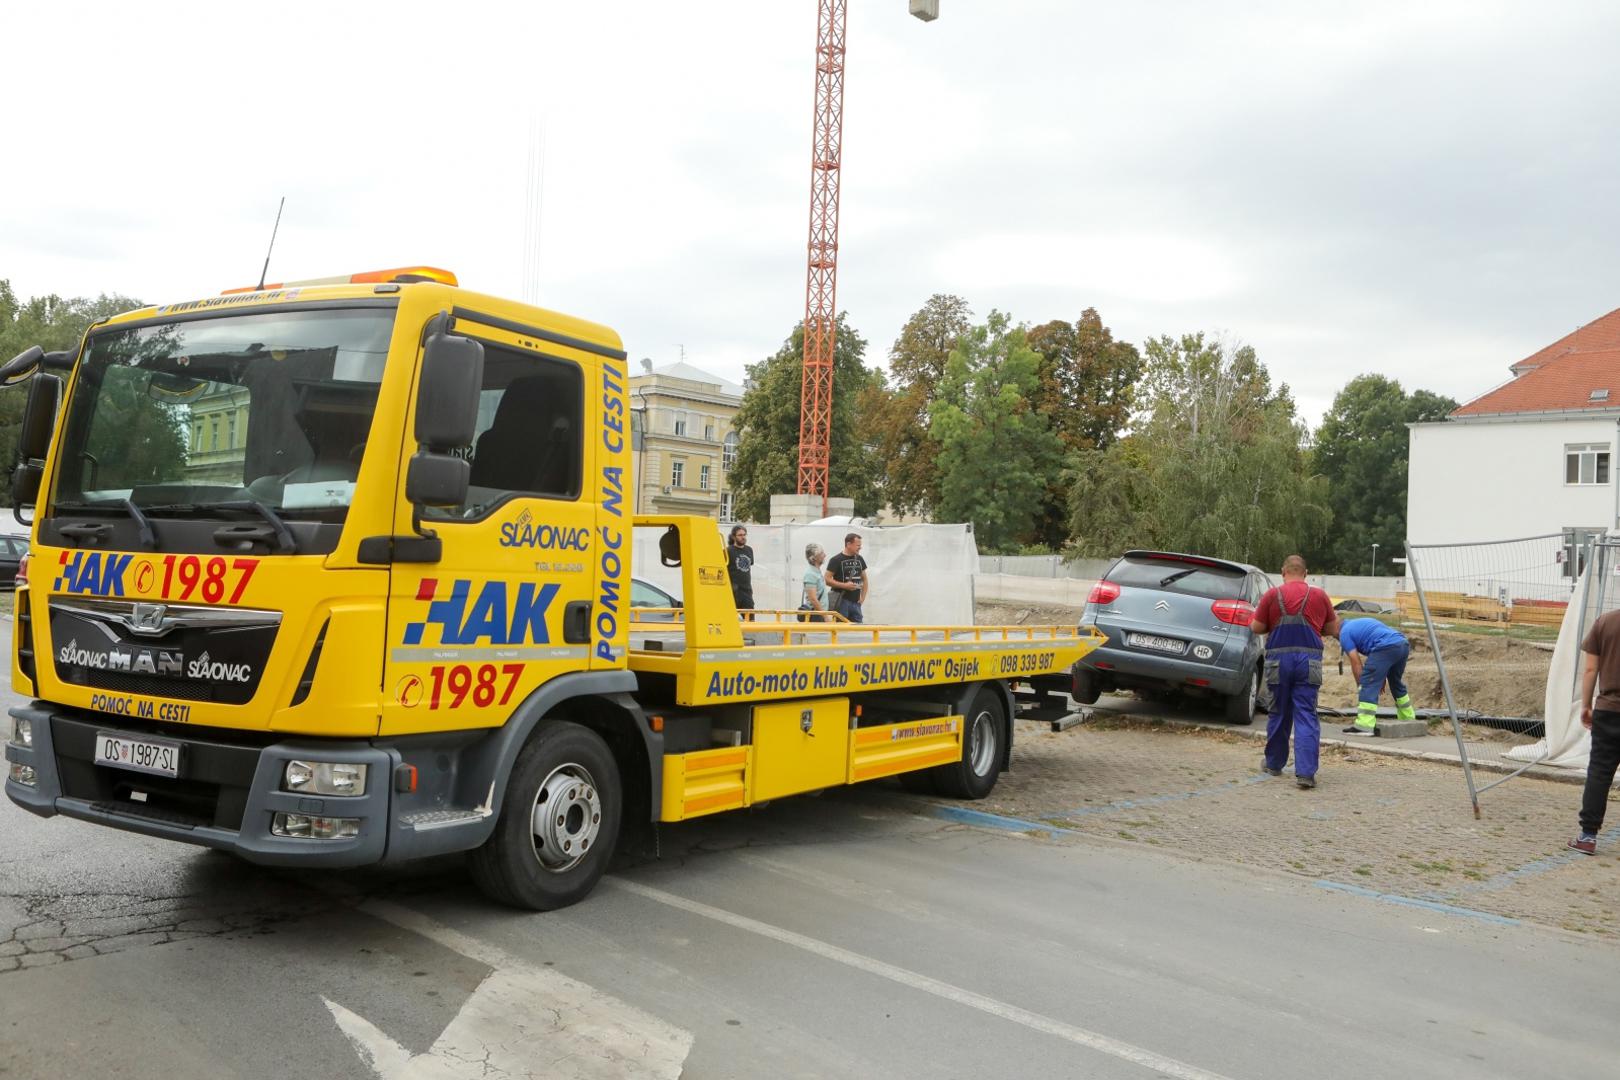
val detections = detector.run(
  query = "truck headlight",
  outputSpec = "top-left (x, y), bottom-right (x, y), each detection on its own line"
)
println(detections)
top-left (9, 716), bottom-right (32, 748)
top-left (283, 761), bottom-right (367, 796)
top-left (272, 812), bottom-right (360, 839)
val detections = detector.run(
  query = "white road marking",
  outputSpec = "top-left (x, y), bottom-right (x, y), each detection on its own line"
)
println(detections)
top-left (324, 900), bottom-right (692, 1080)
top-left (610, 879), bottom-right (1236, 1080)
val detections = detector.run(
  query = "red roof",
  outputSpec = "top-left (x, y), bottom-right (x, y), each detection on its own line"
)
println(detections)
top-left (1509, 306), bottom-right (1620, 375)
top-left (1453, 347), bottom-right (1620, 417)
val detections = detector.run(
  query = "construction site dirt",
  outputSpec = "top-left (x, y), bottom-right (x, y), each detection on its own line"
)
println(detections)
top-left (977, 600), bottom-right (1555, 721)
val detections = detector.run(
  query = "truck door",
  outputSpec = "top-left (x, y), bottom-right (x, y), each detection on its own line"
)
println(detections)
top-left (380, 318), bottom-right (597, 736)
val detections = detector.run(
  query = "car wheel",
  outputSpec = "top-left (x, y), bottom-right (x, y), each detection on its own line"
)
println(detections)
top-left (1224, 667), bottom-right (1258, 725)
top-left (1071, 667), bottom-right (1101, 706)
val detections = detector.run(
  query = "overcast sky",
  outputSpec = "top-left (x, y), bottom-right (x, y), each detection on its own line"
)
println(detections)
top-left (5, 0), bottom-right (1618, 424)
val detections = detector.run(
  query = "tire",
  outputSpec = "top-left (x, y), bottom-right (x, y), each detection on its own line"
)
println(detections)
top-left (468, 721), bottom-right (621, 911)
top-left (1071, 667), bottom-right (1102, 706)
top-left (931, 686), bottom-right (1006, 800)
top-left (1223, 667), bottom-right (1258, 725)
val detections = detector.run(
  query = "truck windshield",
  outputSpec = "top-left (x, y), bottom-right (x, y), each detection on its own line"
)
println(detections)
top-left (50, 307), bottom-right (393, 523)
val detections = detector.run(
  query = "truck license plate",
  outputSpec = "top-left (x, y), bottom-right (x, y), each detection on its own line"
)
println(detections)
top-left (94, 733), bottom-right (181, 778)
top-left (1127, 632), bottom-right (1186, 655)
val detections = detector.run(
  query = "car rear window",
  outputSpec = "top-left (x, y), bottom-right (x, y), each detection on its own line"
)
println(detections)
top-left (1106, 556), bottom-right (1246, 600)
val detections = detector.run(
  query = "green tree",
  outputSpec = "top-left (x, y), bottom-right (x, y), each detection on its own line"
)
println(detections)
top-left (1309, 374), bottom-right (1457, 574)
top-left (867, 294), bottom-right (972, 516)
top-left (1069, 333), bottom-right (1330, 568)
top-left (0, 282), bottom-right (144, 505)
top-left (930, 312), bottom-right (1065, 552)
top-left (1026, 308), bottom-right (1142, 547)
top-left (729, 315), bottom-right (884, 521)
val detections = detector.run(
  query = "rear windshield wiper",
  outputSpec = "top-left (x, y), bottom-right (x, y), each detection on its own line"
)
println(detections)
top-left (1158, 568), bottom-right (1199, 588)
top-left (53, 498), bottom-right (158, 550)
top-left (143, 500), bottom-right (297, 555)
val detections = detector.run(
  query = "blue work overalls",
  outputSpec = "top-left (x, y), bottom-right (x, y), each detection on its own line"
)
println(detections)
top-left (1264, 586), bottom-right (1325, 780)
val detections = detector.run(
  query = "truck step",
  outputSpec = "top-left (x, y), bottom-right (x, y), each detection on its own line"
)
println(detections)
top-left (399, 809), bottom-right (489, 830)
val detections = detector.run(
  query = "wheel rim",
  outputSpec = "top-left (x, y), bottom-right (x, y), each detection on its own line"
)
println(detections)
top-left (1247, 670), bottom-right (1258, 714)
top-left (967, 708), bottom-right (998, 776)
top-left (528, 763), bottom-right (602, 873)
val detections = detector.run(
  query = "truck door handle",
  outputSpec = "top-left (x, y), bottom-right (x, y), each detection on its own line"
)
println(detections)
top-left (59, 522), bottom-right (112, 546)
top-left (563, 601), bottom-right (591, 644)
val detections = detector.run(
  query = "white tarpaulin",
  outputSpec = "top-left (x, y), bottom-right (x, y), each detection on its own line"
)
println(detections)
top-left (632, 522), bottom-right (978, 626)
top-left (1506, 560), bottom-right (1592, 770)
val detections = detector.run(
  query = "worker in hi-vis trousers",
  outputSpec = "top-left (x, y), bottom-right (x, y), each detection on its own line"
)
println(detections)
top-left (1337, 617), bottom-right (1416, 734)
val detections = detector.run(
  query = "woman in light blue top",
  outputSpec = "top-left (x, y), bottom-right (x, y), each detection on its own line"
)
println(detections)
top-left (801, 543), bottom-right (830, 620)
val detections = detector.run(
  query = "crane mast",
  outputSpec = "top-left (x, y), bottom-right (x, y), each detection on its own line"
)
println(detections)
top-left (796, 0), bottom-right (848, 511)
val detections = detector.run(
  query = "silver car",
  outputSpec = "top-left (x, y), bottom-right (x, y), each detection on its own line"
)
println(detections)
top-left (1070, 550), bottom-right (1272, 723)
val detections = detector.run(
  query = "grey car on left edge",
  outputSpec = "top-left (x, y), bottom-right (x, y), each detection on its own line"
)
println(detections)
top-left (1070, 550), bottom-right (1273, 723)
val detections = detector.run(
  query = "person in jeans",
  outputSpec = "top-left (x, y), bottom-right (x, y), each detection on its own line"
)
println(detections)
top-left (1250, 555), bottom-right (1338, 789)
top-left (824, 533), bottom-right (869, 623)
top-left (1569, 608), bottom-right (1620, 854)
top-left (1337, 617), bottom-right (1416, 735)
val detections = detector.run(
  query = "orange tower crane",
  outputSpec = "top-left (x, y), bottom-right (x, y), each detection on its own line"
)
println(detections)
top-left (797, 1), bottom-right (938, 512)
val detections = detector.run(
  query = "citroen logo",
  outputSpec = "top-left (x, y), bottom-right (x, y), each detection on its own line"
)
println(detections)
top-left (1154, 600), bottom-right (1170, 611)
top-left (130, 603), bottom-right (168, 634)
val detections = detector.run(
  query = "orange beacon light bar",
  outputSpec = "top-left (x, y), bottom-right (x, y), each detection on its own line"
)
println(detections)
top-left (222, 266), bottom-right (459, 294)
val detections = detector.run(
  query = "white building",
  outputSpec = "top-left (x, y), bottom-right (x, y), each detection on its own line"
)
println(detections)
top-left (1408, 306), bottom-right (1620, 594)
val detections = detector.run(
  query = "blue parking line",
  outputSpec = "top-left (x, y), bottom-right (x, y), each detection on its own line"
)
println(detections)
top-left (1314, 880), bottom-right (1521, 926)
top-left (1434, 823), bottom-right (1620, 898)
top-left (931, 806), bottom-right (1081, 837)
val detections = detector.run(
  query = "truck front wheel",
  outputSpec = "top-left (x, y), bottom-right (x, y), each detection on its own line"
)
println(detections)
top-left (469, 721), bottom-right (622, 911)
top-left (931, 686), bottom-right (1005, 800)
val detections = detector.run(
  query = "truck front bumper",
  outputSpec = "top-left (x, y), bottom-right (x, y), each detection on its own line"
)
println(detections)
top-left (3, 703), bottom-right (499, 868)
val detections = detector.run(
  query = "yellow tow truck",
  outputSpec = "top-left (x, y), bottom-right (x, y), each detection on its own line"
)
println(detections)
top-left (2, 267), bottom-right (1100, 909)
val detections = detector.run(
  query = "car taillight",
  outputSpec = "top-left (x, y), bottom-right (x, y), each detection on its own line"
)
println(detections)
top-left (15, 553), bottom-right (28, 586)
top-left (1211, 599), bottom-right (1255, 626)
top-left (1087, 581), bottom-right (1121, 605)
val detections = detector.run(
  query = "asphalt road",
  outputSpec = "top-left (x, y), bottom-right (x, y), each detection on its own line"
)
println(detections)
top-left (3, 616), bottom-right (1617, 1079)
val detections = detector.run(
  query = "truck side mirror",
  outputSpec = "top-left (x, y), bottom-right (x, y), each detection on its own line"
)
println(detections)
top-left (12, 371), bottom-right (62, 525)
top-left (415, 332), bottom-right (484, 450)
top-left (406, 452), bottom-right (471, 508)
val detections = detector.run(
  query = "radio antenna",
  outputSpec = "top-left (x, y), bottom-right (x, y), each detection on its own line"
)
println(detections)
top-left (255, 196), bottom-right (286, 291)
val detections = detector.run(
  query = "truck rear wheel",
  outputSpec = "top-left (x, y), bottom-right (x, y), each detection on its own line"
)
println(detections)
top-left (468, 721), bottom-right (621, 911)
top-left (931, 686), bottom-right (1005, 800)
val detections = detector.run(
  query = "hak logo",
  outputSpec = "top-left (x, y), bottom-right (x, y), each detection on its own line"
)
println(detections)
top-left (403, 578), bottom-right (560, 646)
top-left (54, 551), bottom-right (133, 596)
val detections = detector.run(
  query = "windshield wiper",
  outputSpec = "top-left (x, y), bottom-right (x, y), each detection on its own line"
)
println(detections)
top-left (1158, 568), bottom-right (1199, 588)
top-left (53, 498), bottom-right (158, 550)
top-left (144, 500), bottom-right (297, 555)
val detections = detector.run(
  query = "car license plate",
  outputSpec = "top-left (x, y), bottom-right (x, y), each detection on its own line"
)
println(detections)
top-left (1127, 632), bottom-right (1186, 655)
top-left (94, 733), bottom-right (181, 778)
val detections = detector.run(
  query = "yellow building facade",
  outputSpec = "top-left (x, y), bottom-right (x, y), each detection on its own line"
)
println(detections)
top-left (629, 360), bottom-right (742, 521)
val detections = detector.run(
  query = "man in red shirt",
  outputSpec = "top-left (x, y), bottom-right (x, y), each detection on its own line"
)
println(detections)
top-left (1249, 554), bottom-right (1339, 789)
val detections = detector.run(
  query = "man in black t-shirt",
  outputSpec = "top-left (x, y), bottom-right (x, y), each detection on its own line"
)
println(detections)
top-left (824, 532), bottom-right (869, 623)
top-left (726, 525), bottom-right (755, 618)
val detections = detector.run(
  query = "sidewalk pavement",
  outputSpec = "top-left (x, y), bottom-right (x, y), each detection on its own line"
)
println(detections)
top-left (961, 695), bottom-right (1620, 937)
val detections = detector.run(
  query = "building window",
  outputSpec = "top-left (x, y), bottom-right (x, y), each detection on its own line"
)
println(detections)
top-left (699, 464), bottom-right (711, 491)
top-left (211, 418), bottom-right (220, 450)
top-left (1565, 443), bottom-right (1611, 485)
top-left (705, 422), bottom-right (715, 442)
top-left (721, 492), bottom-right (734, 521)
top-left (671, 460), bottom-right (684, 488)
top-left (227, 414), bottom-right (237, 448)
top-left (674, 413), bottom-right (688, 437)
top-left (723, 431), bottom-right (738, 470)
